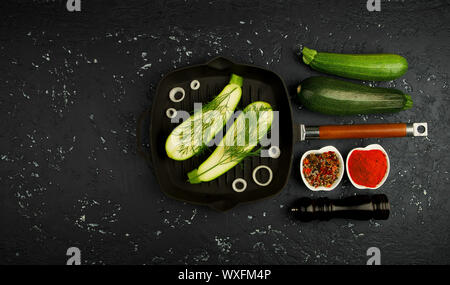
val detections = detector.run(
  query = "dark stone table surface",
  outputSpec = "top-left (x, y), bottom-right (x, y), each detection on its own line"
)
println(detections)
top-left (1, 0), bottom-right (449, 264)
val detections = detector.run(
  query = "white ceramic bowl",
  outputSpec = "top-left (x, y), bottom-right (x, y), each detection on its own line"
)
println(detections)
top-left (300, 146), bottom-right (344, 191)
top-left (346, 144), bottom-right (390, 190)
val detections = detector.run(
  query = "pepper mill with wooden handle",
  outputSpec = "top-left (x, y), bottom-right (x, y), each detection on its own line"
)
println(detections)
top-left (289, 194), bottom-right (390, 222)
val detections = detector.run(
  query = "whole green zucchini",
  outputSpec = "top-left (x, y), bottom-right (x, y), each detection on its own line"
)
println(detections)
top-left (302, 47), bottom-right (408, 81)
top-left (297, 76), bottom-right (413, 115)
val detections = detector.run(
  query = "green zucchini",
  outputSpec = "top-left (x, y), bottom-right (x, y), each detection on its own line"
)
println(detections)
top-left (297, 76), bottom-right (413, 115)
top-left (302, 46), bottom-right (408, 81)
top-left (165, 74), bottom-right (243, 161)
top-left (188, 101), bottom-right (273, 183)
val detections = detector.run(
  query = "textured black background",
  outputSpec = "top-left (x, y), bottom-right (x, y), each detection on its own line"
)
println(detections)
top-left (1, 0), bottom-right (449, 265)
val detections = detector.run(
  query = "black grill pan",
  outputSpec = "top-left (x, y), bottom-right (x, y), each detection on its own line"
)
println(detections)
top-left (146, 57), bottom-right (294, 211)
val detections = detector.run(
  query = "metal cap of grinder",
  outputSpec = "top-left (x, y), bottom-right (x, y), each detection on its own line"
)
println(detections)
top-left (289, 194), bottom-right (390, 222)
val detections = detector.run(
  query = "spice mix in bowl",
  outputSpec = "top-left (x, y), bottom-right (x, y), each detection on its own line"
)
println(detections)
top-left (300, 146), bottom-right (344, 191)
top-left (346, 144), bottom-right (390, 189)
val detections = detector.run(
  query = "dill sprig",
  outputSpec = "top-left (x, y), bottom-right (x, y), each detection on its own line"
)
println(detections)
top-left (174, 87), bottom-right (238, 156)
top-left (188, 103), bottom-right (273, 182)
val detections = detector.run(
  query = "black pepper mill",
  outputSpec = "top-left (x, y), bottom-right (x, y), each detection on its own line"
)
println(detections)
top-left (289, 194), bottom-right (390, 222)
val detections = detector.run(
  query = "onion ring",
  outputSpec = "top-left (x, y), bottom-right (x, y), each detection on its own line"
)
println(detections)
top-left (169, 87), bottom-right (185, 102)
top-left (166, 108), bottom-right (177, 119)
top-left (252, 165), bottom-right (273, 187)
top-left (190, 80), bottom-right (200, 90)
top-left (268, 146), bottom-right (281, 159)
top-left (232, 178), bottom-right (247, 192)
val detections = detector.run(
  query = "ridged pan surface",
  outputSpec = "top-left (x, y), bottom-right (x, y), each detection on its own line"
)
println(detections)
top-left (150, 57), bottom-right (294, 211)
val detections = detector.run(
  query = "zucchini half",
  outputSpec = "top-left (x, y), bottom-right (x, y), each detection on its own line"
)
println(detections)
top-left (188, 101), bottom-right (273, 183)
top-left (165, 74), bottom-right (243, 161)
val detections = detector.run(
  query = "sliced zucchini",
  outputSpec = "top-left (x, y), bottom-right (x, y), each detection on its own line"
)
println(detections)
top-left (188, 101), bottom-right (273, 183)
top-left (165, 74), bottom-right (243, 161)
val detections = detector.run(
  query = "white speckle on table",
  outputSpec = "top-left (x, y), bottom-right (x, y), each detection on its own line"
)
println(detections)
top-left (402, 78), bottom-right (413, 92)
top-left (140, 63), bottom-right (152, 70)
top-left (192, 250), bottom-right (210, 263)
top-left (215, 236), bottom-right (232, 254)
top-left (253, 242), bottom-right (265, 251)
top-left (273, 243), bottom-right (287, 255)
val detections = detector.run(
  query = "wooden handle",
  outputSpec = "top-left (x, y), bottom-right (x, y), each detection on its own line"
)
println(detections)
top-left (319, 123), bottom-right (407, 139)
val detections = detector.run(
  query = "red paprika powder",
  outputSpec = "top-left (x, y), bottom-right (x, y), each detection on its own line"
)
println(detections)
top-left (347, 149), bottom-right (388, 188)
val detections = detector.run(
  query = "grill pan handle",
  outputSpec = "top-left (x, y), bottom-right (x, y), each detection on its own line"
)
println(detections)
top-left (207, 56), bottom-right (234, 71)
top-left (296, 122), bottom-right (428, 141)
